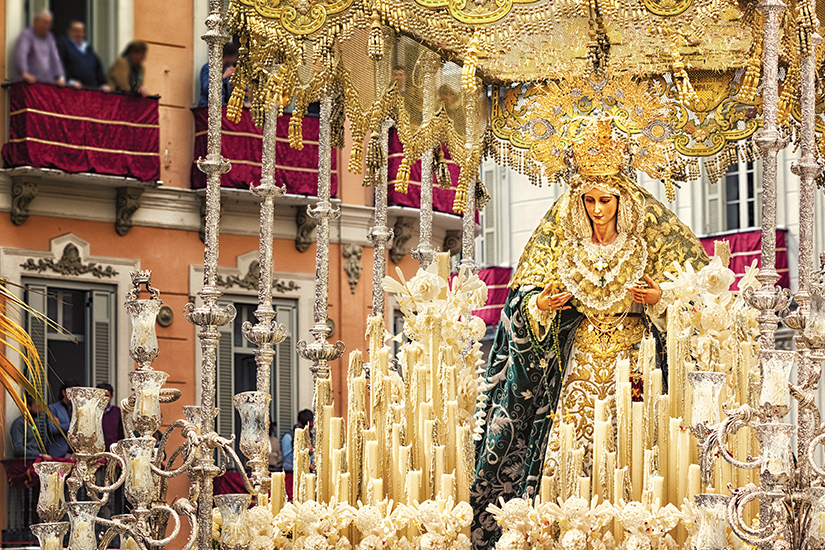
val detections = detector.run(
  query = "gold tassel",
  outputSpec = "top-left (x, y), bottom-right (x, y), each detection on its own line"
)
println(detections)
top-left (461, 32), bottom-right (481, 94)
top-left (434, 145), bottom-right (451, 189)
top-left (289, 116), bottom-right (305, 150)
top-left (739, 36), bottom-right (762, 102)
top-left (671, 46), bottom-right (698, 106)
top-left (364, 132), bottom-right (383, 186)
top-left (368, 13), bottom-right (383, 60)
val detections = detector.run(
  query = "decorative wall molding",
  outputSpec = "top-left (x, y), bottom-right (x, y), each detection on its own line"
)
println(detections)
top-left (295, 206), bottom-right (318, 252)
top-left (390, 217), bottom-right (414, 264)
top-left (443, 230), bottom-right (462, 256)
top-left (10, 180), bottom-right (37, 226)
top-left (115, 187), bottom-right (144, 236)
top-left (20, 242), bottom-right (119, 278)
top-left (216, 260), bottom-right (300, 293)
top-left (342, 243), bottom-right (363, 294)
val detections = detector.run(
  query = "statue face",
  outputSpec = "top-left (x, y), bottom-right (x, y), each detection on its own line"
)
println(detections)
top-left (582, 188), bottom-right (618, 231)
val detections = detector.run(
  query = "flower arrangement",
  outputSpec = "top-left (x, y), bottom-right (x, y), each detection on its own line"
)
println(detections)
top-left (660, 253), bottom-right (761, 389)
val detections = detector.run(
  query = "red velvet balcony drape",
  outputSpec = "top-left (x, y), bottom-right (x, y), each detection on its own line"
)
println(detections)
top-left (2, 82), bottom-right (160, 181)
top-left (190, 107), bottom-right (337, 197)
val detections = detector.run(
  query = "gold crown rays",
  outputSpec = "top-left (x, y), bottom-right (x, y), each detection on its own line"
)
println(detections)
top-left (528, 72), bottom-right (683, 201)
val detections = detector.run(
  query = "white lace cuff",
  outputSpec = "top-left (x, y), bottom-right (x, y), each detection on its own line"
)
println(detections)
top-left (527, 293), bottom-right (555, 341)
top-left (646, 287), bottom-right (673, 331)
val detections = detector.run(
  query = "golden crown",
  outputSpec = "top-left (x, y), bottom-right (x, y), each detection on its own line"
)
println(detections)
top-left (528, 72), bottom-right (678, 198)
top-left (570, 118), bottom-right (627, 177)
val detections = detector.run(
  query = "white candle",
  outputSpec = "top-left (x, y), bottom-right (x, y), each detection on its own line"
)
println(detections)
top-left (44, 472), bottom-right (61, 508)
top-left (139, 389), bottom-right (155, 417)
top-left (371, 478), bottom-right (384, 505)
top-left (304, 473), bottom-right (316, 502)
top-left (366, 440), bottom-right (379, 481)
top-left (579, 476), bottom-right (590, 501)
top-left (76, 404), bottom-right (96, 436)
top-left (44, 538), bottom-right (61, 550)
top-left (631, 402), bottom-right (644, 501)
top-left (440, 473), bottom-right (455, 501)
top-left (407, 470), bottom-right (422, 504)
top-left (271, 472), bottom-right (285, 514)
top-left (339, 472), bottom-right (351, 504)
top-left (688, 464), bottom-right (701, 501)
top-left (652, 476), bottom-right (664, 506)
top-left (593, 420), bottom-right (609, 499)
top-left (131, 456), bottom-right (152, 489)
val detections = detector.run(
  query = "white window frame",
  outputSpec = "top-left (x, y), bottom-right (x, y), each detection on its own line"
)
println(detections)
top-left (704, 159), bottom-right (762, 235)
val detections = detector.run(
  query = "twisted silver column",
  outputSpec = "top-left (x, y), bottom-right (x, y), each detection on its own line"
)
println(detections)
top-left (412, 59), bottom-right (438, 269)
top-left (187, 1), bottom-right (236, 547)
top-left (368, 120), bottom-right (394, 317)
top-left (745, 0), bottom-right (792, 353)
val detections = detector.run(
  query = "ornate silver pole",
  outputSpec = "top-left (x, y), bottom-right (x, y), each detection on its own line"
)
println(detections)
top-left (412, 57), bottom-right (439, 269)
top-left (240, 99), bottom-right (289, 491)
top-left (459, 85), bottom-right (480, 274)
top-left (746, 0), bottom-right (792, 352)
top-left (369, 120), bottom-right (394, 317)
top-left (297, 94), bottom-right (345, 501)
top-left (187, 1), bottom-right (236, 547)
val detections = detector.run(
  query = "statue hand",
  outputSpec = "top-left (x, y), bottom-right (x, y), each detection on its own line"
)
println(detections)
top-left (628, 275), bottom-right (662, 305)
top-left (537, 285), bottom-right (572, 311)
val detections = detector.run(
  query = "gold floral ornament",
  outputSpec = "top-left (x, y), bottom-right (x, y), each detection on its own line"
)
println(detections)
top-left (528, 72), bottom-right (680, 201)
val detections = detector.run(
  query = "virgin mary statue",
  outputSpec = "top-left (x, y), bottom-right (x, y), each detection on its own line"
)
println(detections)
top-left (469, 117), bottom-right (708, 549)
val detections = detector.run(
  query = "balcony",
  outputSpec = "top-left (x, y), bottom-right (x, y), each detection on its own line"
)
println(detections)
top-left (2, 82), bottom-right (160, 182)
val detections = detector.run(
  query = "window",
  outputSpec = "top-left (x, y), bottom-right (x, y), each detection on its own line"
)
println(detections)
top-left (215, 300), bottom-right (298, 461)
top-left (25, 282), bottom-right (115, 403)
top-left (705, 160), bottom-right (761, 234)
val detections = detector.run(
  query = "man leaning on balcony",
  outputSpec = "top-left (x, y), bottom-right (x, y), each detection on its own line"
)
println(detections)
top-left (14, 9), bottom-right (66, 87)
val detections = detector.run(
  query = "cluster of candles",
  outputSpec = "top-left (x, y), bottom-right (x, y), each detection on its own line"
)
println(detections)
top-left (288, 254), bottom-right (475, 520)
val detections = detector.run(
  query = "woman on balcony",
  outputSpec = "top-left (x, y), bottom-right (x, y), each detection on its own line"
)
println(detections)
top-left (108, 40), bottom-right (148, 96)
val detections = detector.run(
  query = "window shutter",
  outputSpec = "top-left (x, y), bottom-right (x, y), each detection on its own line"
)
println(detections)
top-left (705, 177), bottom-right (722, 235)
top-left (25, 284), bottom-right (49, 435)
top-left (483, 168), bottom-right (496, 266)
top-left (89, 290), bottom-right (115, 387)
top-left (275, 305), bottom-right (296, 439)
top-left (215, 302), bottom-right (235, 440)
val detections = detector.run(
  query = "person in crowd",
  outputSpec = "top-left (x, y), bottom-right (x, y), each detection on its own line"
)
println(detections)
top-left (281, 409), bottom-right (314, 500)
top-left (96, 383), bottom-right (124, 518)
top-left (108, 40), bottom-right (148, 96)
top-left (14, 9), bottom-right (66, 86)
top-left (11, 396), bottom-right (52, 460)
top-left (269, 421), bottom-right (283, 472)
top-left (57, 21), bottom-right (110, 91)
top-left (47, 380), bottom-right (79, 458)
top-left (198, 42), bottom-right (239, 107)
top-left (96, 383), bottom-right (124, 453)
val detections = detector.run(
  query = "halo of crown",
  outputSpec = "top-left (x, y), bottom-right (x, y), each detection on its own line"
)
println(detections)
top-left (527, 71), bottom-right (680, 199)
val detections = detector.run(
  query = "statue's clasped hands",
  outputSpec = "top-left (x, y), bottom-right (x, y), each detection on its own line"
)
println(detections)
top-left (535, 274), bottom-right (662, 312)
top-left (627, 275), bottom-right (662, 305)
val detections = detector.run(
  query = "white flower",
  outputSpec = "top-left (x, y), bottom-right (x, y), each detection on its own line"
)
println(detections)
top-left (695, 257), bottom-right (736, 295)
top-left (561, 528), bottom-right (587, 550)
top-left (409, 269), bottom-right (448, 302)
top-left (468, 316), bottom-right (487, 341)
top-left (737, 259), bottom-right (762, 290)
top-left (660, 260), bottom-right (698, 296)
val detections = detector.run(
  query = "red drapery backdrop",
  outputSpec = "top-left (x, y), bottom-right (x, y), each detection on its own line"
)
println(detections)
top-left (387, 128), bottom-right (462, 215)
top-left (2, 82), bottom-right (160, 181)
top-left (191, 107), bottom-right (337, 197)
top-left (450, 266), bottom-right (513, 326)
top-left (700, 228), bottom-right (790, 289)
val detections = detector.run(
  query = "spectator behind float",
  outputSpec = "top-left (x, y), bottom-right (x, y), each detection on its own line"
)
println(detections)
top-left (14, 9), bottom-right (66, 86)
top-left (57, 21), bottom-right (111, 91)
top-left (108, 40), bottom-right (148, 96)
top-left (11, 395), bottom-right (52, 461)
top-left (198, 41), bottom-right (239, 107)
top-left (47, 380), bottom-right (79, 459)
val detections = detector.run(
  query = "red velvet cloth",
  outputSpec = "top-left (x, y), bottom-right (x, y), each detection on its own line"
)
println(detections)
top-left (191, 107), bottom-right (338, 197)
top-left (451, 266), bottom-right (513, 326)
top-left (387, 128), bottom-right (462, 216)
top-left (2, 456), bottom-right (75, 488)
top-left (213, 470), bottom-right (247, 495)
top-left (2, 82), bottom-right (160, 181)
top-left (700, 228), bottom-right (790, 289)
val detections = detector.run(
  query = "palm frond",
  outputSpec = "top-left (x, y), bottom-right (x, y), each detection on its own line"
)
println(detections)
top-left (0, 279), bottom-right (64, 450)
